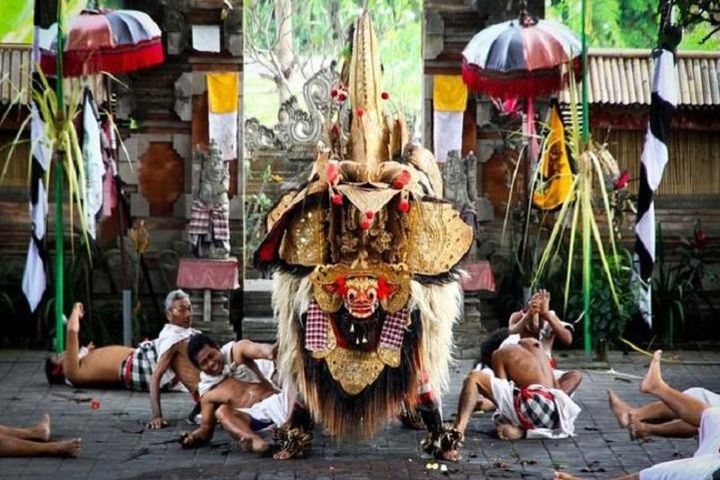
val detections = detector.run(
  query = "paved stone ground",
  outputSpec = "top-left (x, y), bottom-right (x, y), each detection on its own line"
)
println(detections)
top-left (0, 348), bottom-right (719, 479)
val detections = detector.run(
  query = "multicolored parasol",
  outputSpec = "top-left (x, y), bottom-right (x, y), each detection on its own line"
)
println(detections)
top-left (40, 8), bottom-right (163, 77)
top-left (461, 14), bottom-right (581, 100)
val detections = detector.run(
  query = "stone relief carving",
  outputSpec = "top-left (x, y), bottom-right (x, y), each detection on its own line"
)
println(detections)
top-left (245, 67), bottom-right (341, 152)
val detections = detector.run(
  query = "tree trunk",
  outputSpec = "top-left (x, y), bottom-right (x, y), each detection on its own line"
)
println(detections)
top-left (273, 0), bottom-right (295, 103)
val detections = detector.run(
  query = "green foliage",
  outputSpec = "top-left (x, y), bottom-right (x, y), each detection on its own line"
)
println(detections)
top-left (244, 163), bottom-right (276, 268)
top-left (547, 0), bottom-right (720, 50)
top-left (653, 221), bottom-right (719, 347)
top-left (0, 0), bottom-right (89, 44)
top-left (245, 0), bottom-right (421, 127)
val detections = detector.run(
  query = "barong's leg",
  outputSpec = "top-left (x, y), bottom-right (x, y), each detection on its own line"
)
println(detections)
top-left (418, 374), bottom-right (462, 461)
top-left (273, 402), bottom-right (314, 461)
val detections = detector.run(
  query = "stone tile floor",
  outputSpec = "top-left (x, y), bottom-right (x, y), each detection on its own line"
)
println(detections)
top-left (0, 348), bottom-right (719, 479)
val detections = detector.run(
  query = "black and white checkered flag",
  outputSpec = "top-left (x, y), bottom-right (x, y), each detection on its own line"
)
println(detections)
top-left (633, 46), bottom-right (679, 326)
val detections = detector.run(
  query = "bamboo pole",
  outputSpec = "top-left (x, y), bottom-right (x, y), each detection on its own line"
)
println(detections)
top-left (54, 0), bottom-right (65, 353)
top-left (581, 0), bottom-right (591, 354)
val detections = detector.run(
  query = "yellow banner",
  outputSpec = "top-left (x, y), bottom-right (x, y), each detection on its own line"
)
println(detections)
top-left (432, 75), bottom-right (467, 112)
top-left (533, 102), bottom-right (574, 211)
top-left (207, 72), bottom-right (239, 114)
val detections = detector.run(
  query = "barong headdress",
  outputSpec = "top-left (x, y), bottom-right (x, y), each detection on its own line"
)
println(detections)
top-left (255, 11), bottom-right (473, 285)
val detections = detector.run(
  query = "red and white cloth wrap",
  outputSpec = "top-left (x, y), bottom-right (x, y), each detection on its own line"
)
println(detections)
top-left (304, 299), bottom-right (409, 352)
top-left (305, 300), bottom-right (328, 351)
top-left (490, 374), bottom-right (580, 439)
top-left (513, 386), bottom-right (559, 430)
top-left (378, 308), bottom-right (409, 350)
top-left (187, 199), bottom-right (230, 241)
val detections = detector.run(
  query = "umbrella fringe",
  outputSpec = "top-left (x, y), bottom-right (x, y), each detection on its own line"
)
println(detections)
top-left (461, 57), bottom-right (581, 99)
top-left (40, 40), bottom-right (164, 77)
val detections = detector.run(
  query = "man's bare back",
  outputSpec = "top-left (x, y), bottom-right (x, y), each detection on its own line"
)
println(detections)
top-left (492, 337), bottom-right (557, 388)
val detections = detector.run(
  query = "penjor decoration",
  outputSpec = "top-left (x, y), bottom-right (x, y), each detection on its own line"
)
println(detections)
top-left (254, 11), bottom-right (473, 456)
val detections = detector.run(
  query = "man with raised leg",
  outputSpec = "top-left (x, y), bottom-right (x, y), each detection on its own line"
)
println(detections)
top-left (555, 350), bottom-right (720, 480)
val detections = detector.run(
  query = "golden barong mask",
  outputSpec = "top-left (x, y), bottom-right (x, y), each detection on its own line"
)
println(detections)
top-left (310, 262), bottom-right (411, 315)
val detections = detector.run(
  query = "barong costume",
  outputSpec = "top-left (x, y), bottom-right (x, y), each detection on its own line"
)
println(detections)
top-left (253, 11), bottom-right (473, 458)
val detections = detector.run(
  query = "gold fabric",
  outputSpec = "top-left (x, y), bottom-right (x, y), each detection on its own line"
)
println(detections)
top-left (312, 324), bottom-right (401, 395)
top-left (405, 201), bottom-right (475, 275)
top-left (279, 204), bottom-right (327, 266)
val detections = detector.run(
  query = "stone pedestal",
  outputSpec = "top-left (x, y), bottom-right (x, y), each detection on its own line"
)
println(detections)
top-left (177, 257), bottom-right (239, 343)
top-left (455, 261), bottom-right (497, 359)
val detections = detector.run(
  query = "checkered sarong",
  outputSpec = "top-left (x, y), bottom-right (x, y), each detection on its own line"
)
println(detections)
top-left (305, 300), bottom-right (328, 351)
top-left (378, 308), bottom-right (409, 350)
top-left (120, 341), bottom-right (171, 391)
top-left (513, 386), bottom-right (559, 430)
top-left (187, 198), bottom-right (230, 241)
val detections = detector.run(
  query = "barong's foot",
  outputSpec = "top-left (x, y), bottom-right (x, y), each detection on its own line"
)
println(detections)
top-left (420, 424), bottom-right (463, 461)
top-left (239, 435), bottom-right (269, 454)
top-left (497, 424), bottom-right (525, 440)
top-left (640, 350), bottom-right (665, 395)
top-left (398, 407), bottom-right (425, 430)
top-left (627, 412), bottom-right (648, 440)
top-left (608, 389), bottom-right (632, 428)
top-left (554, 472), bottom-right (585, 480)
top-left (53, 438), bottom-right (82, 458)
top-left (272, 426), bottom-right (312, 460)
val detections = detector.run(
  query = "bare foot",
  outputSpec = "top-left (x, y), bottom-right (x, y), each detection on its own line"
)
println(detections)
top-left (640, 350), bottom-right (665, 395)
top-left (607, 389), bottom-right (632, 428)
top-left (441, 448), bottom-right (461, 462)
top-left (627, 412), bottom-right (649, 440)
top-left (497, 424), bottom-right (525, 440)
top-left (273, 448), bottom-right (293, 460)
top-left (239, 436), bottom-right (269, 454)
top-left (35, 414), bottom-right (51, 442)
top-left (52, 438), bottom-right (82, 458)
top-left (554, 472), bottom-right (585, 480)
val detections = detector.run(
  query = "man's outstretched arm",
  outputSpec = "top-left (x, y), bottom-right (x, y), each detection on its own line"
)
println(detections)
top-left (148, 344), bottom-right (177, 429)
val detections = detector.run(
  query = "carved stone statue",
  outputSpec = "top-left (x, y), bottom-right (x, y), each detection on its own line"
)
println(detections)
top-left (443, 150), bottom-right (478, 228)
top-left (187, 141), bottom-right (231, 259)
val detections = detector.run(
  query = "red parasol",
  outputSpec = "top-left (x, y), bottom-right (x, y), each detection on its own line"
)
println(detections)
top-left (461, 12), bottom-right (581, 99)
top-left (40, 8), bottom-right (163, 77)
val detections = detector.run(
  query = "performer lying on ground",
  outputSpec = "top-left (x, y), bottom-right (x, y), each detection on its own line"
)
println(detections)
top-left (555, 350), bottom-right (720, 480)
top-left (45, 290), bottom-right (201, 429)
top-left (501, 289), bottom-right (582, 394)
top-left (608, 387), bottom-right (720, 440)
top-left (445, 337), bottom-right (581, 461)
top-left (0, 414), bottom-right (81, 458)
top-left (449, 290), bottom-right (583, 424)
top-left (180, 334), bottom-right (311, 460)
